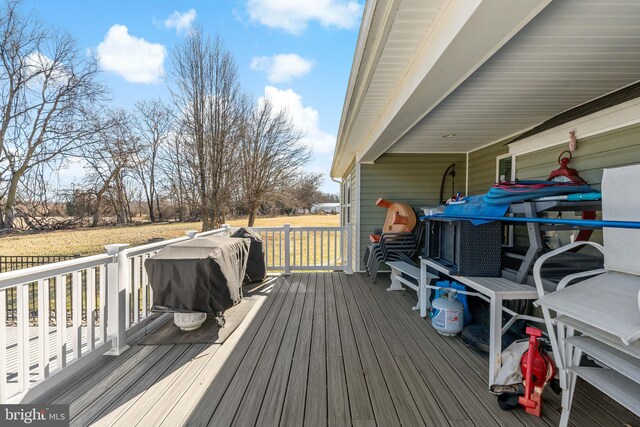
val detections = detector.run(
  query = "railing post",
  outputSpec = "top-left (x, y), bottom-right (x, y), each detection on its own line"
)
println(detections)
top-left (185, 230), bottom-right (198, 239)
top-left (104, 244), bottom-right (130, 356)
top-left (222, 223), bottom-right (231, 237)
top-left (346, 223), bottom-right (353, 275)
top-left (283, 224), bottom-right (291, 275)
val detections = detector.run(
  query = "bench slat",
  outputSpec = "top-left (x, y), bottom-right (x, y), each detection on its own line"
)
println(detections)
top-left (422, 259), bottom-right (539, 299)
top-left (386, 261), bottom-right (421, 279)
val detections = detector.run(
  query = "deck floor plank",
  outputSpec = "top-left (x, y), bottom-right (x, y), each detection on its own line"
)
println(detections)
top-left (135, 343), bottom-right (220, 427)
top-left (364, 274), bottom-right (516, 426)
top-left (70, 344), bottom-right (175, 426)
top-left (397, 280), bottom-right (622, 427)
top-left (340, 274), bottom-right (402, 427)
top-left (305, 273), bottom-right (328, 427)
top-left (207, 274), bottom-right (301, 426)
top-left (36, 343), bottom-right (145, 405)
top-left (88, 344), bottom-right (198, 426)
top-left (31, 273), bottom-right (640, 427)
top-left (413, 291), bottom-right (627, 427)
top-left (350, 274), bottom-right (453, 427)
top-left (280, 273), bottom-right (317, 427)
top-left (155, 279), bottom-right (278, 427)
top-left (245, 273), bottom-right (309, 427)
top-left (58, 345), bottom-right (162, 414)
top-left (183, 275), bottom-right (290, 426)
top-left (325, 273), bottom-right (351, 427)
top-left (347, 274), bottom-right (427, 426)
top-left (332, 273), bottom-right (376, 423)
top-left (111, 342), bottom-right (212, 427)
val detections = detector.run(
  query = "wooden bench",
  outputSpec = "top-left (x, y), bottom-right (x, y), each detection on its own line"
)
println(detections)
top-left (421, 257), bottom-right (543, 386)
top-left (385, 261), bottom-right (438, 312)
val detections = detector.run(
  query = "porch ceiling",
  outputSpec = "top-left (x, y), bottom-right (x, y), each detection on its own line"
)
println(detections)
top-left (333, 0), bottom-right (640, 177)
top-left (387, 0), bottom-right (640, 154)
top-left (332, 0), bottom-right (551, 177)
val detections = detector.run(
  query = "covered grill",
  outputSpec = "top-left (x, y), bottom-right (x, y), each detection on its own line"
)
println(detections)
top-left (144, 235), bottom-right (250, 319)
top-left (231, 227), bottom-right (266, 284)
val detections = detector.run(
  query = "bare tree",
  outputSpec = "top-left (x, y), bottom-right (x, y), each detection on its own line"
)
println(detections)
top-left (170, 29), bottom-right (244, 230)
top-left (289, 172), bottom-right (324, 213)
top-left (81, 110), bottom-right (138, 226)
top-left (131, 99), bottom-right (173, 222)
top-left (0, 0), bottom-right (105, 228)
top-left (159, 128), bottom-right (199, 221)
top-left (239, 97), bottom-right (310, 226)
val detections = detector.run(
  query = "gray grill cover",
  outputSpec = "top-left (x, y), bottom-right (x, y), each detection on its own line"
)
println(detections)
top-left (231, 227), bottom-right (266, 284)
top-left (144, 235), bottom-right (249, 313)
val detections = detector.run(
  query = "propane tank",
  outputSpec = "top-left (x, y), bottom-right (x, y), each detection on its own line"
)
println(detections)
top-left (430, 291), bottom-right (464, 336)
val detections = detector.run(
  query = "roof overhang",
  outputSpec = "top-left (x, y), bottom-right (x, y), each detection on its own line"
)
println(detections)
top-left (333, 0), bottom-right (640, 177)
top-left (332, 0), bottom-right (550, 177)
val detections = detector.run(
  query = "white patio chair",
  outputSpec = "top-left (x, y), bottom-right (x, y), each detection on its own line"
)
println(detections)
top-left (533, 164), bottom-right (640, 427)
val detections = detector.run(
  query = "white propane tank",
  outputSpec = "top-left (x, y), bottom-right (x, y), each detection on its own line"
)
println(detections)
top-left (430, 291), bottom-right (464, 336)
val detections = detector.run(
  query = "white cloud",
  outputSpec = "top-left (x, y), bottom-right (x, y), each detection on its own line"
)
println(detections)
top-left (96, 25), bottom-right (166, 84)
top-left (251, 53), bottom-right (315, 83)
top-left (260, 86), bottom-right (335, 153)
top-left (164, 9), bottom-right (197, 35)
top-left (246, 0), bottom-right (363, 35)
top-left (25, 52), bottom-right (69, 84)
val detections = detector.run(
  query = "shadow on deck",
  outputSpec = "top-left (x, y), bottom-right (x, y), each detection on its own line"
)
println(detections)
top-left (36, 273), bottom-right (640, 426)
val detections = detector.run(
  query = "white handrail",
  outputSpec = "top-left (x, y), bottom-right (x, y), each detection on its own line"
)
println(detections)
top-left (0, 253), bottom-right (111, 290)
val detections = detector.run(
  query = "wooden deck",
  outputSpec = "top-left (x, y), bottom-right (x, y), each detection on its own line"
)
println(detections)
top-left (35, 273), bottom-right (639, 427)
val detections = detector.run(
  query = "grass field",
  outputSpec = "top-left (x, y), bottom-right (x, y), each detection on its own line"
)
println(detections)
top-left (0, 214), bottom-right (340, 257)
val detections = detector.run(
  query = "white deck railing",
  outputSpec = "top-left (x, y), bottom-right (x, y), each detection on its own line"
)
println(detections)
top-left (251, 224), bottom-right (352, 273)
top-left (0, 223), bottom-right (352, 403)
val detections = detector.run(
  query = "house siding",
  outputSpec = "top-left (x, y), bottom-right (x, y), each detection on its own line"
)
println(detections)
top-left (358, 153), bottom-right (466, 270)
top-left (515, 123), bottom-right (640, 188)
top-left (512, 123), bottom-right (640, 247)
top-left (467, 141), bottom-right (509, 195)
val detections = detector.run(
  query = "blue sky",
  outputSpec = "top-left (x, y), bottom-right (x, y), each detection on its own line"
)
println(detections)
top-left (27, 0), bottom-right (363, 194)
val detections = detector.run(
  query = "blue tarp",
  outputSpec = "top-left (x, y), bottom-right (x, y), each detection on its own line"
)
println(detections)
top-left (484, 180), bottom-right (593, 205)
top-left (442, 195), bottom-right (510, 225)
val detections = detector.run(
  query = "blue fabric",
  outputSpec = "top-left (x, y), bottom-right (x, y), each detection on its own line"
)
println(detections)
top-left (485, 180), bottom-right (594, 205)
top-left (442, 194), bottom-right (510, 225)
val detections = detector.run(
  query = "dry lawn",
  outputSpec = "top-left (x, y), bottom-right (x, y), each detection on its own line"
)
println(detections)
top-left (0, 214), bottom-right (340, 257)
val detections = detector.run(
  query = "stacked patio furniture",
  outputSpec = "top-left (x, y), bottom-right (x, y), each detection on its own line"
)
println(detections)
top-left (366, 218), bottom-right (424, 280)
top-left (534, 165), bottom-right (640, 427)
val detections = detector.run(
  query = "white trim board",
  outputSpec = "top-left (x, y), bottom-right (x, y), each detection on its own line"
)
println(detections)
top-left (355, 163), bottom-right (362, 273)
top-left (508, 97), bottom-right (640, 157)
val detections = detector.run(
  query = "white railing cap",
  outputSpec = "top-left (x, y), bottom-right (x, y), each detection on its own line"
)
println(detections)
top-left (105, 244), bottom-right (130, 255)
top-left (0, 253), bottom-right (112, 290)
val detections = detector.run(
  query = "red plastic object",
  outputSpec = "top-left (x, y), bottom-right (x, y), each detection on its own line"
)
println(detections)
top-left (546, 151), bottom-right (594, 250)
top-left (548, 151), bottom-right (587, 185)
top-left (519, 327), bottom-right (556, 417)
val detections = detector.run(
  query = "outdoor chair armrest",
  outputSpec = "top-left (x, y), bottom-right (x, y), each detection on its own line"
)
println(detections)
top-left (378, 237), bottom-right (417, 254)
top-left (380, 244), bottom-right (415, 260)
top-left (533, 240), bottom-right (605, 299)
top-left (379, 231), bottom-right (414, 239)
top-left (377, 236), bottom-right (416, 252)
